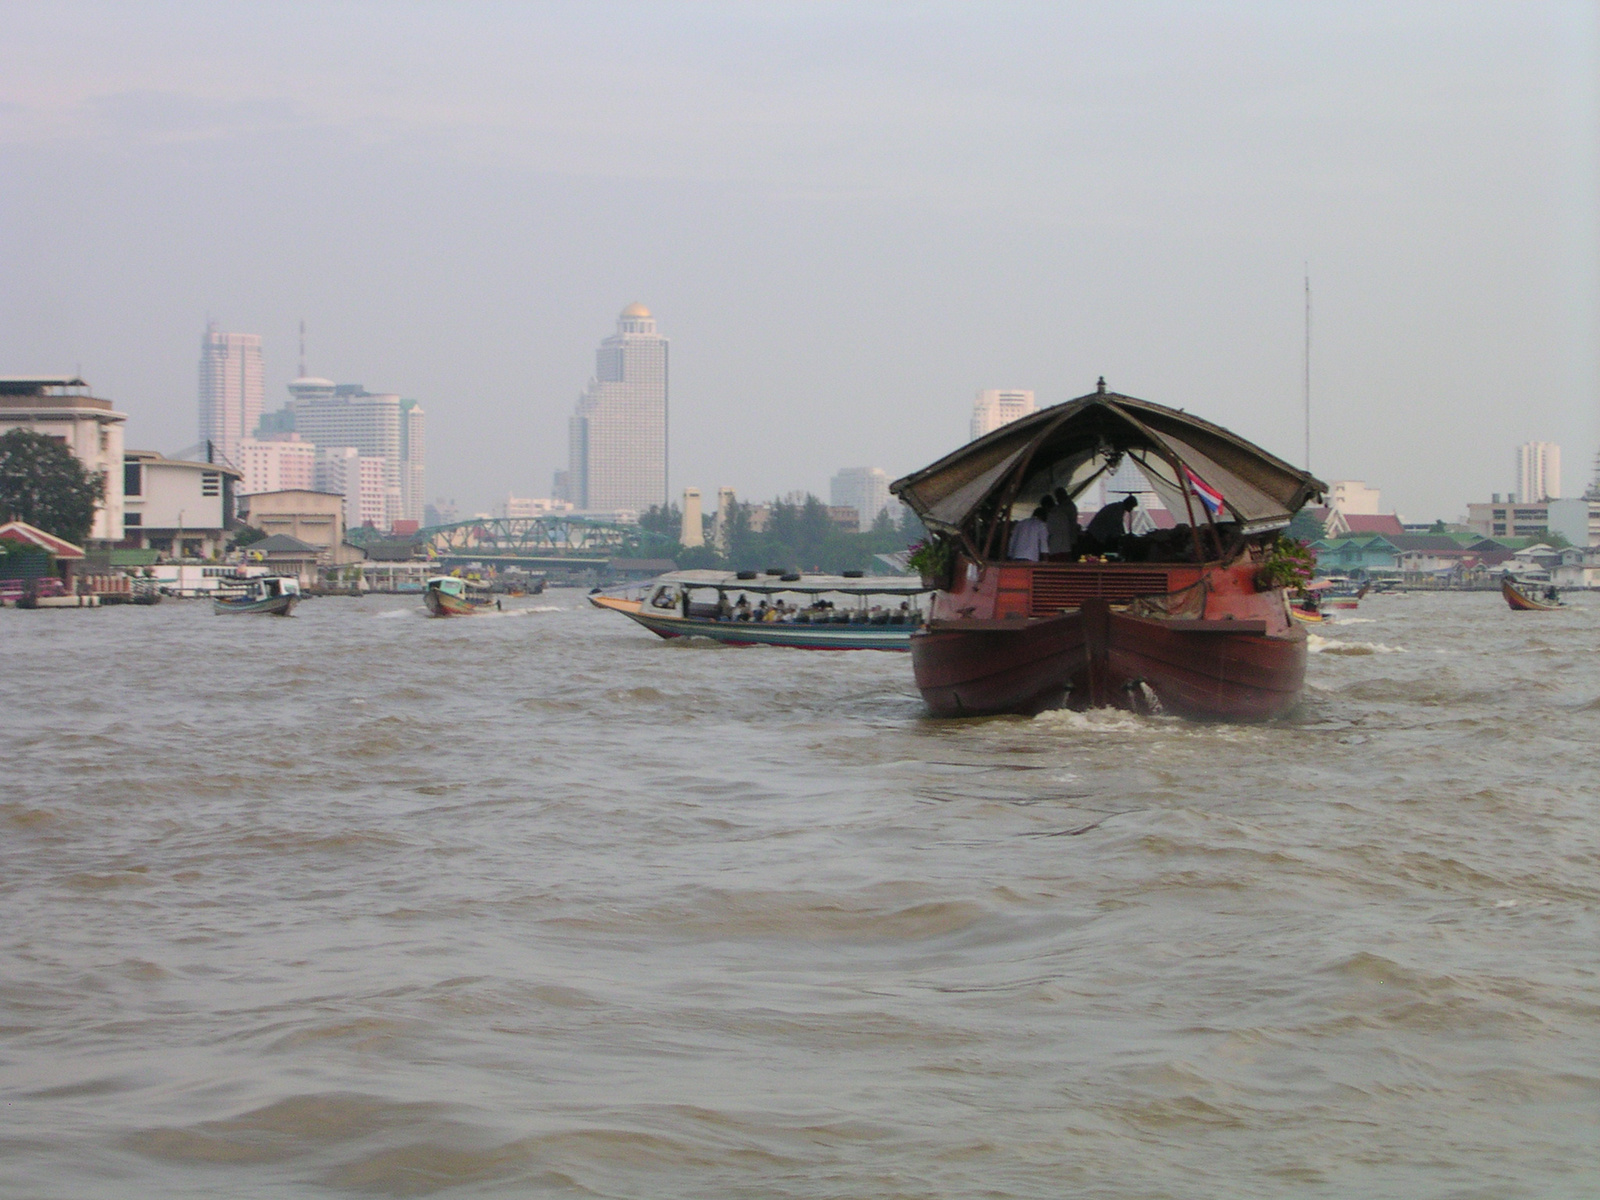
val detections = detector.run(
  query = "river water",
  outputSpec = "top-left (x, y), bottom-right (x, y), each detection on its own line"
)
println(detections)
top-left (2, 589), bottom-right (1596, 1198)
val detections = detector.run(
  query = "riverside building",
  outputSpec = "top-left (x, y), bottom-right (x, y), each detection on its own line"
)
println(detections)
top-left (564, 303), bottom-right (668, 515)
top-left (199, 326), bottom-right (264, 467)
top-left (0, 376), bottom-right (126, 542)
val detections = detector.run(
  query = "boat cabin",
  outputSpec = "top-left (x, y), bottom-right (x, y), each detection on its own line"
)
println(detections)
top-left (891, 381), bottom-right (1325, 624)
top-left (637, 571), bottom-right (930, 626)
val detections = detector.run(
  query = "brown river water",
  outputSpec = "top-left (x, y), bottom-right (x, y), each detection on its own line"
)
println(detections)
top-left (2, 589), bottom-right (1597, 1198)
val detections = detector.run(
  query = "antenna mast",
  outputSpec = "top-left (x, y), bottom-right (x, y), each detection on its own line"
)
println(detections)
top-left (298, 319), bottom-right (307, 377)
top-left (1303, 269), bottom-right (1311, 472)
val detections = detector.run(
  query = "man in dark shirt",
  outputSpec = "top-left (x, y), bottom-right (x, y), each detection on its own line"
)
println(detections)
top-left (1082, 495), bottom-right (1137, 556)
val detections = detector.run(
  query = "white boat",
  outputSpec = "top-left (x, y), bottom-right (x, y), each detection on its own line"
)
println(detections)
top-left (589, 570), bottom-right (930, 650)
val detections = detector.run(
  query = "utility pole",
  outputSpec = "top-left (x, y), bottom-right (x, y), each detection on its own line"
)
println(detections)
top-left (1303, 269), bottom-right (1312, 473)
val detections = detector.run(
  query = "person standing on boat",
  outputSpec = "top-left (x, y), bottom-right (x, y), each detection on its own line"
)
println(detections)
top-left (1083, 495), bottom-right (1137, 556)
top-left (1008, 506), bottom-right (1050, 561)
top-left (1047, 487), bottom-right (1079, 557)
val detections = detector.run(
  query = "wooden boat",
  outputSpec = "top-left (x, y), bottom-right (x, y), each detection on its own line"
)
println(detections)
top-left (890, 380), bottom-right (1326, 720)
top-left (1502, 576), bottom-right (1562, 611)
top-left (1325, 584), bottom-right (1368, 610)
top-left (212, 575), bottom-right (299, 615)
top-left (424, 575), bottom-right (499, 616)
top-left (1289, 601), bottom-right (1325, 624)
top-left (589, 571), bottom-right (929, 650)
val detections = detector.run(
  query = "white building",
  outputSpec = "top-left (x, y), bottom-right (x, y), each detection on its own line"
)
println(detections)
top-left (566, 303), bottom-right (668, 514)
top-left (1328, 480), bottom-right (1383, 515)
top-left (680, 487), bottom-right (704, 547)
top-left (122, 451), bottom-right (241, 559)
top-left (271, 379), bottom-right (424, 526)
top-left (0, 376), bottom-right (126, 541)
top-left (830, 467), bottom-right (892, 532)
top-left (497, 494), bottom-right (574, 518)
top-left (1517, 442), bottom-right (1560, 502)
top-left (314, 446), bottom-right (387, 531)
top-left (199, 326), bottom-right (263, 467)
top-left (971, 389), bottom-right (1035, 441)
top-left (237, 434), bottom-right (316, 495)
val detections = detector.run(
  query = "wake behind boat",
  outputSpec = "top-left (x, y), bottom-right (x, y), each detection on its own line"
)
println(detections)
top-left (212, 575), bottom-right (299, 616)
top-left (589, 571), bottom-right (930, 649)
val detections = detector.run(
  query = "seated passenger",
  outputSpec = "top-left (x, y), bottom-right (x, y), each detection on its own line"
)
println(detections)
top-left (1008, 506), bottom-right (1050, 562)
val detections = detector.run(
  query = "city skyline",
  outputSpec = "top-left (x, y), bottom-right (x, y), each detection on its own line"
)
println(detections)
top-left (2, 6), bottom-right (1594, 520)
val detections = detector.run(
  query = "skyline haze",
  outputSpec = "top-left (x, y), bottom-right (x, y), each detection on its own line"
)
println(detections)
top-left (1, 2), bottom-right (1596, 521)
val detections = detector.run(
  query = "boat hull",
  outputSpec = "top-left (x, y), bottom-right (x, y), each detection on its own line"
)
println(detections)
top-left (424, 589), bottom-right (490, 617)
top-left (590, 594), bottom-right (913, 650)
top-left (212, 595), bottom-right (297, 616)
top-left (1502, 578), bottom-right (1561, 611)
top-left (912, 599), bottom-right (1306, 720)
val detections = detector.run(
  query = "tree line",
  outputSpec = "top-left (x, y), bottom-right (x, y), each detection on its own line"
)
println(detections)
top-left (637, 494), bottom-right (926, 574)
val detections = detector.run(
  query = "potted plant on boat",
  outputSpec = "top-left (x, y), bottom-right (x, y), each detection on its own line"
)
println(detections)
top-left (907, 536), bottom-right (955, 590)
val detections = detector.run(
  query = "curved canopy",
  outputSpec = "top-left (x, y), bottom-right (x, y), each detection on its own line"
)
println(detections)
top-left (891, 386), bottom-right (1325, 538)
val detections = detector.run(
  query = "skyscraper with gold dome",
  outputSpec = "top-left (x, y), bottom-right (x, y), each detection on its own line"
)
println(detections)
top-left (565, 303), bottom-right (668, 515)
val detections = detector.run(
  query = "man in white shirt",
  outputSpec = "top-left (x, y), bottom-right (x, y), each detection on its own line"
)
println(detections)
top-left (1008, 506), bottom-right (1050, 561)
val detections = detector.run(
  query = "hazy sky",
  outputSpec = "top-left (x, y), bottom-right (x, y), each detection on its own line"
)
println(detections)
top-left (2, 2), bottom-right (1596, 520)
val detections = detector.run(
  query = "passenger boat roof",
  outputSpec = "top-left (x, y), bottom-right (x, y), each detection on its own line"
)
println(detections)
top-left (891, 384), bottom-right (1326, 536)
top-left (655, 570), bottom-right (930, 596)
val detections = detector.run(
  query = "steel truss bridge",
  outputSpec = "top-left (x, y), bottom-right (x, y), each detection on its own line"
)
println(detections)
top-left (417, 515), bottom-right (673, 570)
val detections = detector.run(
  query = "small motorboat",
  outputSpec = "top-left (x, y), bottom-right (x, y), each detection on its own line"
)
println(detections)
top-left (1326, 584), bottom-right (1368, 610)
top-left (1502, 576), bottom-right (1563, 611)
top-left (424, 575), bottom-right (499, 617)
top-left (213, 575), bottom-right (299, 616)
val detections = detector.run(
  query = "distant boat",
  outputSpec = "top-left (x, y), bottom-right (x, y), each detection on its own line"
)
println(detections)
top-left (589, 570), bottom-right (930, 650)
top-left (212, 575), bottom-right (299, 616)
top-left (1325, 584), bottom-right (1368, 610)
top-left (423, 575), bottom-right (498, 617)
top-left (1502, 576), bottom-right (1562, 611)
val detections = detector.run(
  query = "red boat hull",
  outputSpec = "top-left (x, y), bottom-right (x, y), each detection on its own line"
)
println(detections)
top-left (913, 598), bottom-right (1306, 720)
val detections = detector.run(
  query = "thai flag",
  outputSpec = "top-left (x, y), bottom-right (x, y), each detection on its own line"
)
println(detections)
top-left (1185, 467), bottom-right (1225, 517)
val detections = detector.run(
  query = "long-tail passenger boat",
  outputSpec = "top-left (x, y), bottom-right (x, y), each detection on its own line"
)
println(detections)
top-left (423, 575), bottom-right (498, 616)
top-left (589, 571), bottom-right (930, 649)
top-left (889, 380), bottom-right (1326, 719)
top-left (212, 575), bottom-right (300, 616)
top-left (1501, 576), bottom-right (1562, 611)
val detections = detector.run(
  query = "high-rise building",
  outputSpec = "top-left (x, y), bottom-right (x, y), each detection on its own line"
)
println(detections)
top-left (830, 467), bottom-right (891, 532)
top-left (273, 379), bottom-right (423, 526)
top-left (680, 487), bottom-right (704, 547)
top-left (314, 445), bottom-right (387, 530)
top-left (970, 389), bottom-right (1035, 441)
top-left (1517, 442), bottom-right (1560, 502)
top-left (237, 433), bottom-right (316, 495)
top-left (567, 303), bottom-right (668, 514)
top-left (199, 325), bottom-right (264, 467)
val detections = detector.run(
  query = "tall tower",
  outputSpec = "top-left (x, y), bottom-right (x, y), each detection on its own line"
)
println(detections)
top-left (567, 303), bottom-right (669, 514)
top-left (199, 324), bottom-right (264, 466)
top-left (1516, 442), bottom-right (1560, 502)
top-left (970, 389), bottom-right (1035, 441)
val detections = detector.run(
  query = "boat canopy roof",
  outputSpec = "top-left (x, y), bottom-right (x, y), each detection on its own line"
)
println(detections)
top-left (891, 385), bottom-right (1326, 538)
top-left (654, 570), bottom-right (930, 596)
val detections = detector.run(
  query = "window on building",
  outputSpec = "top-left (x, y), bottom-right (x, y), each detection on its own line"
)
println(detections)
top-left (124, 461), bottom-right (142, 496)
top-left (201, 472), bottom-right (221, 497)
top-left (124, 513), bottom-right (142, 527)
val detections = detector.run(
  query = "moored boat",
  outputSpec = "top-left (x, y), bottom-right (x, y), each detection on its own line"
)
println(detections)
top-left (589, 571), bottom-right (930, 649)
top-left (1502, 576), bottom-right (1562, 611)
top-left (212, 575), bottom-right (300, 615)
top-left (423, 575), bottom-right (498, 616)
top-left (890, 380), bottom-right (1326, 719)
